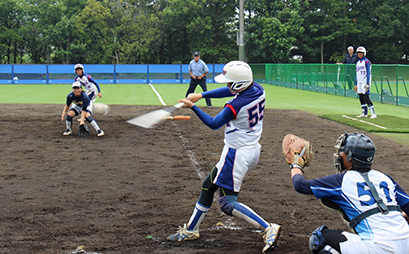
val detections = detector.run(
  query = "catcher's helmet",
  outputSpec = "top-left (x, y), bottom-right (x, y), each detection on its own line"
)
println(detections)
top-left (356, 46), bottom-right (366, 56)
top-left (333, 132), bottom-right (375, 173)
top-left (74, 63), bottom-right (84, 72)
top-left (214, 60), bottom-right (253, 93)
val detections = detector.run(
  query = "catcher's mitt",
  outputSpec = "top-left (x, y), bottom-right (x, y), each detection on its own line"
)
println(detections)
top-left (282, 134), bottom-right (313, 169)
top-left (78, 123), bottom-right (90, 137)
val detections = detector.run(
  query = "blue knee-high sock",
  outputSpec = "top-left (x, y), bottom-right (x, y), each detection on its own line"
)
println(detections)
top-left (86, 116), bottom-right (100, 131)
top-left (187, 202), bottom-right (210, 231)
top-left (232, 203), bottom-right (269, 229)
top-left (369, 105), bottom-right (375, 115)
top-left (361, 104), bottom-right (368, 115)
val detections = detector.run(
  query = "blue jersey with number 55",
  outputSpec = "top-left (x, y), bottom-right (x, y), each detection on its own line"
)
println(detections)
top-left (224, 82), bottom-right (265, 149)
top-left (306, 170), bottom-right (409, 241)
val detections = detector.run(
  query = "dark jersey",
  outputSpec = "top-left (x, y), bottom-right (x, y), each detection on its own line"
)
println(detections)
top-left (342, 53), bottom-right (358, 64)
top-left (66, 91), bottom-right (90, 110)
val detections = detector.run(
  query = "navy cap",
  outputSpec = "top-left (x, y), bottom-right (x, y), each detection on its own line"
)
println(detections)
top-left (193, 51), bottom-right (200, 56)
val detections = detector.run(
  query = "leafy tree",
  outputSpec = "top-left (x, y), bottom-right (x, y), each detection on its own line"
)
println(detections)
top-left (160, 0), bottom-right (236, 64)
top-left (353, 0), bottom-right (405, 63)
top-left (0, 0), bottom-right (25, 63)
top-left (246, 0), bottom-right (304, 63)
top-left (299, 0), bottom-right (359, 63)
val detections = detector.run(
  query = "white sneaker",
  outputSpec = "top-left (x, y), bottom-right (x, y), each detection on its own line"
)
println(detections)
top-left (63, 129), bottom-right (72, 136)
top-left (260, 223), bottom-right (281, 252)
top-left (370, 114), bottom-right (377, 119)
top-left (167, 223), bottom-right (199, 241)
top-left (356, 113), bottom-right (368, 118)
top-left (97, 130), bottom-right (105, 137)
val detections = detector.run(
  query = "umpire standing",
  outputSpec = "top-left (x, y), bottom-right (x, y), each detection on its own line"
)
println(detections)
top-left (186, 51), bottom-right (212, 108)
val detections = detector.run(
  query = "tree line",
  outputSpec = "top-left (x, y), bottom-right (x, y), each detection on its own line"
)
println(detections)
top-left (2, 0), bottom-right (408, 65)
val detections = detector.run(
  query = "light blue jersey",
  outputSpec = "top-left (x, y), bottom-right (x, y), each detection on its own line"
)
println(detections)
top-left (188, 59), bottom-right (209, 77)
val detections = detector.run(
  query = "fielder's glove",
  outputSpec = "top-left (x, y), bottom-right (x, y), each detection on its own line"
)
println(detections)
top-left (364, 83), bottom-right (369, 93)
top-left (78, 123), bottom-right (90, 137)
top-left (282, 134), bottom-right (313, 170)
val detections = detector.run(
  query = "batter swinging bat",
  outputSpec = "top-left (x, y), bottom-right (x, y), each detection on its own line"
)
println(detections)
top-left (127, 102), bottom-right (185, 128)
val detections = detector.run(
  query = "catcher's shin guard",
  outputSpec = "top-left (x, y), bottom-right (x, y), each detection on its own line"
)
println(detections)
top-left (309, 225), bottom-right (328, 254)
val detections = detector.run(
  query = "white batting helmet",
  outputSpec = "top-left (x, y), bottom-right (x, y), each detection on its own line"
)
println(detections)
top-left (356, 46), bottom-right (366, 56)
top-left (214, 60), bottom-right (253, 93)
top-left (74, 63), bottom-right (84, 72)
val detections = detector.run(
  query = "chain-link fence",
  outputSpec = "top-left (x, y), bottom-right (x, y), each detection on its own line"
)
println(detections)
top-left (263, 63), bottom-right (409, 106)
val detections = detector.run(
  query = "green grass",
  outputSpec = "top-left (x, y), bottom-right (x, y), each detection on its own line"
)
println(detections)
top-left (320, 114), bottom-right (409, 133)
top-left (2, 83), bottom-right (409, 145)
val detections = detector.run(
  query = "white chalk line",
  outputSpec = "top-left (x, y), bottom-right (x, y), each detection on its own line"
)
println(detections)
top-left (342, 115), bottom-right (388, 129)
top-left (149, 83), bottom-right (166, 106)
top-left (171, 123), bottom-right (242, 231)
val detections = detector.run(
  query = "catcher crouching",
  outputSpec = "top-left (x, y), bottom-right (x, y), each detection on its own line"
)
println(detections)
top-left (282, 133), bottom-right (409, 254)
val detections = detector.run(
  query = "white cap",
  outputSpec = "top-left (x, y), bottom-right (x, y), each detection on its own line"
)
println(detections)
top-left (74, 63), bottom-right (84, 73)
top-left (72, 81), bottom-right (81, 88)
top-left (347, 46), bottom-right (354, 50)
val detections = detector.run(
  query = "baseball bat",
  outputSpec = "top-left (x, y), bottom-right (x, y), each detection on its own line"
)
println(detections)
top-left (163, 115), bottom-right (191, 120)
top-left (127, 102), bottom-right (184, 128)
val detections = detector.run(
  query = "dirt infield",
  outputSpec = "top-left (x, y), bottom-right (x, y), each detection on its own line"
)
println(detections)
top-left (0, 104), bottom-right (408, 254)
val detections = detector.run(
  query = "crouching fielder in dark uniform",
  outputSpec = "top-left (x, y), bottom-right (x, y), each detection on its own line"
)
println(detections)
top-left (61, 81), bottom-right (104, 137)
top-left (288, 132), bottom-right (409, 254)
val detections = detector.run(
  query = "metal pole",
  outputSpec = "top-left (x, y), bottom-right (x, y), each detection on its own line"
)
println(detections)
top-left (239, 0), bottom-right (245, 61)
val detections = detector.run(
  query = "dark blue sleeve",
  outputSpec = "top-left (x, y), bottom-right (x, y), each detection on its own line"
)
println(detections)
top-left (366, 61), bottom-right (371, 84)
top-left (66, 94), bottom-right (72, 106)
top-left (352, 54), bottom-right (358, 63)
top-left (191, 105), bottom-right (234, 130)
top-left (89, 77), bottom-right (101, 92)
top-left (395, 184), bottom-right (409, 215)
top-left (82, 93), bottom-right (90, 110)
top-left (292, 174), bottom-right (313, 194)
top-left (385, 173), bottom-right (409, 213)
top-left (201, 86), bottom-right (234, 98)
top-left (342, 55), bottom-right (347, 64)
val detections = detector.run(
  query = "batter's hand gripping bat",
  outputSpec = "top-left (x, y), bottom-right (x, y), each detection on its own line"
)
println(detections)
top-left (127, 102), bottom-right (185, 128)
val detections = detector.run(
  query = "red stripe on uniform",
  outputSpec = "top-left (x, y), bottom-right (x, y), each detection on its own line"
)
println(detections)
top-left (226, 104), bottom-right (237, 119)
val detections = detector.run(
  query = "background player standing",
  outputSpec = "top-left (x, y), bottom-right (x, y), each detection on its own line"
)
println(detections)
top-left (342, 46), bottom-right (358, 64)
top-left (286, 132), bottom-right (409, 254)
top-left (186, 51), bottom-right (212, 108)
top-left (340, 46), bottom-right (358, 90)
top-left (61, 81), bottom-right (104, 137)
top-left (74, 63), bottom-right (102, 103)
top-left (355, 46), bottom-right (377, 118)
top-left (167, 61), bottom-right (281, 253)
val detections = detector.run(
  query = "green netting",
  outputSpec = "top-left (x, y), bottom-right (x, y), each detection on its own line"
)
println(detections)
top-left (265, 63), bottom-right (409, 106)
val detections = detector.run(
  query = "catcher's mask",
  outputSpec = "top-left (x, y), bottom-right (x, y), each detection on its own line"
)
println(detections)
top-left (333, 132), bottom-right (375, 173)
